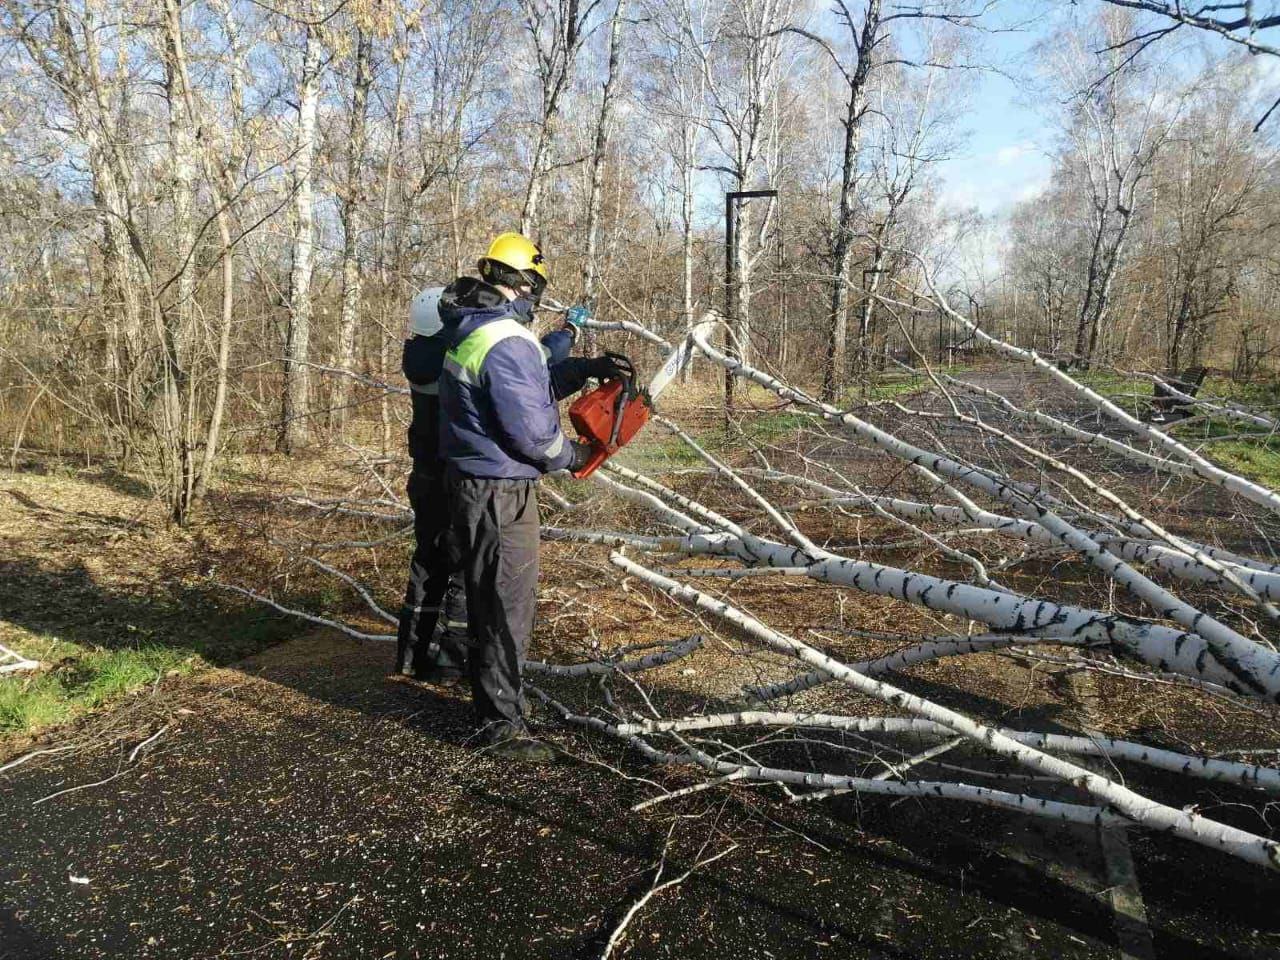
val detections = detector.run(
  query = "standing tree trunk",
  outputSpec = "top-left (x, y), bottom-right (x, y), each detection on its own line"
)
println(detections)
top-left (581, 0), bottom-right (627, 351)
top-left (1074, 208), bottom-right (1107, 359)
top-left (821, 0), bottom-right (880, 402)
top-left (857, 238), bottom-right (888, 371)
top-left (376, 57), bottom-right (407, 459)
top-left (679, 110), bottom-right (698, 384)
top-left (171, 0), bottom-right (238, 508)
top-left (160, 0), bottom-right (198, 521)
top-left (36, 0), bottom-right (146, 449)
top-left (280, 26), bottom-right (321, 453)
top-left (1085, 203), bottom-right (1133, 360)
top-left (331, 28), bottom-right (373, 436)
top-left (522, 120), bottom-right (554, 239)
top-left (824, 117), bottom-right (858, 400)
top-left (191, 0), bottom-right (249, 506)
top-left (519, 0), bottom-right (588, 237)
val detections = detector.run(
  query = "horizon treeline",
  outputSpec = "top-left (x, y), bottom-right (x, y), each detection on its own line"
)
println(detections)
top-left (0, 0), bottom-right (1276, 520)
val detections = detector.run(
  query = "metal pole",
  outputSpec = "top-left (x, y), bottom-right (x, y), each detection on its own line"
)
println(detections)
top-left (725, 193), bottom-right (736, 418)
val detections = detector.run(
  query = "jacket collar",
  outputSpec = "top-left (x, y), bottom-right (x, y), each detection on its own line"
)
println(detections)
top-left (445, 277), bottom-right (529, 341)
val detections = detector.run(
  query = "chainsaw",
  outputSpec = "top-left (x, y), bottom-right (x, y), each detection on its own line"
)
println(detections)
top-left (566, 320), bottom-right (711, 479)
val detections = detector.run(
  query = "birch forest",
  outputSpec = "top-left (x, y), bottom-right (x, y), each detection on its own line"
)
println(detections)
top-left (3, 1), bottom-right (1280, 958)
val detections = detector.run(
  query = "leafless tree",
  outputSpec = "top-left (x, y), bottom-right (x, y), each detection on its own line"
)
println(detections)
top-left (280, 19), bottom-right (324, 454)
top-left (517, 0), bottom-right (605, 236)
top-left (1046, 9), bottom-right (1180, 364)
top-left (699, 0), bottom-right (799, 408)
top-left (638, 0), bottom-right (720, 365)
top-left (1095, 0), bottom-right (1280, 129)
top-left (580, 0), bottom-right (629, 337)
top-left (330, 24), bottom-right (375, 435)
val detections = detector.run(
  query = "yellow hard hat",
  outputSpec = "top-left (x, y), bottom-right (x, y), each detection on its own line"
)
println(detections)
top-left (479, 231), bottom-right (548, 298)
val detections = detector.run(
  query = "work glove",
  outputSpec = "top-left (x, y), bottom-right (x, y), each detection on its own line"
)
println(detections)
top-left (563, 304), bottom-right (591, 340)
top-left (585, 355), bottom-right (624, 382)
top-left (567, 440), bottom-right (595, 474)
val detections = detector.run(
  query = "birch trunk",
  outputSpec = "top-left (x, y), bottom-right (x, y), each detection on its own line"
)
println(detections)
top-left (160, 2), bottom-right (197, 521)
top-left (331, 29), bottom-right (373, 436)
top-left (376, 59), bottom-right (406, 459)
top-left (280, 27), bottom-right (321, 453)
top-left (581, 0), bottom-right (627, 312)
top-left (162, 0), bottom-right (237, 510)
top-left (908, 257), bottom-right (1280, 516)
top-left (611, 553), bottom-right (1280, 871)
top-left (821, 0), bottom-right (880, 401)
top-left (687, 327), bottom-right (1280, 698)
top-left (679, 125), bottom-right (696, 383)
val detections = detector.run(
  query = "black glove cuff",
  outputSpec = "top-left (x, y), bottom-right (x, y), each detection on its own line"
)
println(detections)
top-left (568, 441), bottom-right (593, 472)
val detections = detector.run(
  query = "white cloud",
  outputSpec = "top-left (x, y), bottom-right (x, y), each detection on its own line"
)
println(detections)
top-left (994, 141), bottom-right (1036, 167)
top-left (1015, 177), bottom-right (1049, 203)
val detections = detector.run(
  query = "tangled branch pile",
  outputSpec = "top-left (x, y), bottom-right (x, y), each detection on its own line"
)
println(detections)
top-left (232, 301), bottom-right (1280, 875)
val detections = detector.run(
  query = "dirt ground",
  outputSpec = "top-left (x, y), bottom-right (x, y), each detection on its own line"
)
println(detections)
top-left (3, 368), bottom-right (1280, 959)
top-left (3, 630), bottom-right (1276, 960)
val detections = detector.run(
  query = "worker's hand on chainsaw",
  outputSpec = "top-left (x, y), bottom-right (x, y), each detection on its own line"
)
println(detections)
top-left (567, 440), bottom-right (595, 474)
top-left (584, 355), bottom-right (624, 381)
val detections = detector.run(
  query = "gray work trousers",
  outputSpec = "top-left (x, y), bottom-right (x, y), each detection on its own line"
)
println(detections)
top-left (447, 469), bottom-right (540, 741)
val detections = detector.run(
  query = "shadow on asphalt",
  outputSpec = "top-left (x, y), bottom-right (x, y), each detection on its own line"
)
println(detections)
top-left (2, 551), bottom-right (1278, 958)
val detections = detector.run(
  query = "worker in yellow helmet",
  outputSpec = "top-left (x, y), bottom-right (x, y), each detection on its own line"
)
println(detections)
top-left (435, 232), bottom-right (622, 761)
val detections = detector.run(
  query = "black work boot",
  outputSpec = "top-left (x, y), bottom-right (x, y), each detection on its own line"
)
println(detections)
top-left (481, 731), bottom-right (556, 764)
top-left (415, 664), bottom-right (466, 689)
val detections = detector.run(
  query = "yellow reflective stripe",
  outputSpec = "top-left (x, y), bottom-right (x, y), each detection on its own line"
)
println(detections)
top-left (443, 355), bottom-right (473, 385)
top-left (445, 317), bottom-right (543, 382)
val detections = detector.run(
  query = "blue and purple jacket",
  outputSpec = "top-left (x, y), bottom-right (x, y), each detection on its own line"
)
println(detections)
top-left (437, 279), bottom-right (585, 480)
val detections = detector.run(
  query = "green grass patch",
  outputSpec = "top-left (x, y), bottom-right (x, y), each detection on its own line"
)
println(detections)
top-left (0, 644), bottom-right (196, 736)
top-left (1072, 370), bottom-right (1143, 401)
top-left (1066, 371), bottom-right (1280, 486)
top-left (1199, 439), bottom-right (1280, 489)
top-left (613, 431), bottom-right (706, 471)
top-left (1202, 376), bottom-right (1280, 408)
top-left (739, 411), bottom-right (814, 444)
top-left (0, 569), bottom-right (309, 741)
top-left (0, 673), bottom-right (71, 733)
top-left (864, 378), bottom-right (928, 402)
top-left (71, 645), bottom-right (195, 708)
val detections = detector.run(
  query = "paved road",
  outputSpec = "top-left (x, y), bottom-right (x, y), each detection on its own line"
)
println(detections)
top-left (2, 633), bottom-right (1275, 960)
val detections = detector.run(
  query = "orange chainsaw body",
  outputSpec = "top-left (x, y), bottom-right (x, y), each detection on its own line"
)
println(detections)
top-left (569, 376), bottom-right (651, 478)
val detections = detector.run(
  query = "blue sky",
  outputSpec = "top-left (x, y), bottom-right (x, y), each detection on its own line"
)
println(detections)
top-left (933, 6), bottom-right (1062, 217)
top-left (934, 3), bottom-right (1280, 217)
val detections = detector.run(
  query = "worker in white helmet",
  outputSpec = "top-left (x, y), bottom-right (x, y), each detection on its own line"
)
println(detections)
top-left (393, 286), bottom-right (469, 684)
top-left (394, 283), bottom-right (591, 688)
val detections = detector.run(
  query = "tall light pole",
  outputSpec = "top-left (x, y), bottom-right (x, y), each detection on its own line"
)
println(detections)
top-left (724, 189), bottom-right (776, 418)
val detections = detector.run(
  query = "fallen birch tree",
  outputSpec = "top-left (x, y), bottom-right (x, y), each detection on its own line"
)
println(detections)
top-left (226, 308), bottom-right (1280, 876)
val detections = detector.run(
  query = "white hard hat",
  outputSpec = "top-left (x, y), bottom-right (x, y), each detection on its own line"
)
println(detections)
top-left (407, 286), bottom-right (445, 338)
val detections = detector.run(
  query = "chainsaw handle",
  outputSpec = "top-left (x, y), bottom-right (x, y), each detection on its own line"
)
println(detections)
top-left (603, 351), bottom-right (637, 395)
top-left (570, 444), bottom-right (610, 479)
top-left (603, 351), bottom-right (635, 376)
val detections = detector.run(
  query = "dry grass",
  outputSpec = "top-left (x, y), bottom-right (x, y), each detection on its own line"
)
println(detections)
top-left (6, 367), bottom-right (1280, 774)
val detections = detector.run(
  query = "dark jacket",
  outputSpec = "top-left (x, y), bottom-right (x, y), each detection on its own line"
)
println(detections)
top-left (403, 334), bottom-right (451, 467)
top-left (437, 278), bottom-right (588, 480)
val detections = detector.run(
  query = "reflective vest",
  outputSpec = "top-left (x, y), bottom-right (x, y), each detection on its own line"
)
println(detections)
top-left (444, 318), bottom-right (551, 386)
